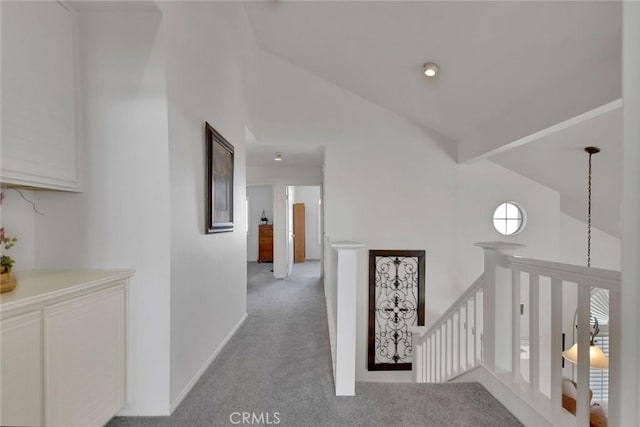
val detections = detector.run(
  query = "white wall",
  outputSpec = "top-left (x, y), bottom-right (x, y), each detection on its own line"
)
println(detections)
top-left (292, 186), bottom-right (322, 260)
top-left (11, 2), bottom-right (253, 414)
top-left (247, 185), bottom-right (273, 262)
top-left (273, 184), bottom-right (288, 278)
top-left (621, 3), bottom-right (640, 425)
top-left (457, 160), bottom-right (562, 288)
top-left (247, 164), bottom-right (322, 186)
top-left (157, 1), bottom-right (251, 407)
top-left (0, 190), bottom-right (36, 273)
top-left (33, 7), bottom-right (172, 414)
top-left (324, 119), bottom-right (459, 383)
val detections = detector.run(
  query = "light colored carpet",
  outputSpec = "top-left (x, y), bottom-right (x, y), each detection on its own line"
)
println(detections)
top-left (108, 261), bottom-right (522, 427)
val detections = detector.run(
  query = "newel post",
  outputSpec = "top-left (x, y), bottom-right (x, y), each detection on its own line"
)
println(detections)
top-left (475, 242), bottom-right (525, 372)
top-left (331, 241), bottom-right (364, 396)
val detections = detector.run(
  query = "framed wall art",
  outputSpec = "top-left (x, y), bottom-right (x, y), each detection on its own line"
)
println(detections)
top-left (205, 122), bottom-right (234, 234)
top-left (368, 249), bottom-right (425, 371)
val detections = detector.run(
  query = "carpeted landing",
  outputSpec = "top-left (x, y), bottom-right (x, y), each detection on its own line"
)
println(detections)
top-left (108, 261), bottom-right (522, 427)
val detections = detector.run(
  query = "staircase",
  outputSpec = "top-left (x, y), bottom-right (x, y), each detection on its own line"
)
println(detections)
top-left (410, 242), bottom-right (621, 427)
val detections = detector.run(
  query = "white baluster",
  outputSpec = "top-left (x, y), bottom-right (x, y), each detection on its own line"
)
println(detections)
top-left (550, 278), bottom-right (562, 410)
top-left (414, 340), bottom-right (423, 383)
top-left (472, 294), bottom-right (477, 367)
top-left (425, 339), bottom-right (430, 383)
top-left (464, 302), bottom-right (469, 371)
top-left (431, 336), bottom-right (435, 382)
top-left (512, 269), bottom-right (521, 382)
top-left (529, 273), bottom-right (540, 394)
top-left (456, 311), bottom-right (461, 376)
top-left (444, 320), bottom-right (449, 379)
top-left (576, 284), bottom-right (591, 426)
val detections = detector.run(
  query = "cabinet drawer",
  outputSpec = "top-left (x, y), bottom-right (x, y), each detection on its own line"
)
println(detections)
top-left (258, 225), bottom-right (273, 237)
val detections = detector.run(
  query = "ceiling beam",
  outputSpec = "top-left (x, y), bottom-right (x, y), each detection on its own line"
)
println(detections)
top-left (457, 99), bottom-right (622, 164)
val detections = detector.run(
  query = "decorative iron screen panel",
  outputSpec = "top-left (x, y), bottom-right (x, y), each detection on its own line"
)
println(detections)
top-left (368, 250), bottom-right (425, 371)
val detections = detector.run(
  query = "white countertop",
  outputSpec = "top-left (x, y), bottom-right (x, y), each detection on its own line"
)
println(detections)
top-left (1, 269), bottom-right (134, 313)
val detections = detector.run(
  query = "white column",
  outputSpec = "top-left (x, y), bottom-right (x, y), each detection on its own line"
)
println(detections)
top-left (620, 2), bottom-right (640, 426)
top-left (474, 242), bottom-right (525, 372)
top-left (331, 241), bottom-right (364, 396)
top-left (272, 184), bottom-right (288, 279)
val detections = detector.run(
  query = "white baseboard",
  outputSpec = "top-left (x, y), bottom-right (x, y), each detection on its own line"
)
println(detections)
top-left (169, 313), bottom-right (248, 414)
top-left (117, 406), bottom-right (171, 417)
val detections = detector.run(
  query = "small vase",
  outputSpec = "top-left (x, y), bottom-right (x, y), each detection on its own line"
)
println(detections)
top-left (0, 272), bottom-right (16, 293)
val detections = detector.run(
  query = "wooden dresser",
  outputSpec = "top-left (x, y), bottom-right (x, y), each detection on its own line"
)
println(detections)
top-left (258, 224), bottom-right (273, 262)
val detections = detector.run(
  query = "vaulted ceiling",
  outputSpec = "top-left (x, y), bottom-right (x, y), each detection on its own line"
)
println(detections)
top-left (243, 1), bottom-right (622, 235)
top-left (245, 1), bottom-right (621, 159)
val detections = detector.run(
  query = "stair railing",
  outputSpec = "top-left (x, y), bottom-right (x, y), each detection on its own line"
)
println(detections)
top-left (410, 273), bottom-right (484, 383)
top-left (411, 241), bottom-right (621, 427)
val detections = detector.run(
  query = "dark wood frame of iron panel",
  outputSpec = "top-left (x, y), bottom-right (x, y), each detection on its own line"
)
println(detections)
top-left (368, 249), bottom-right (425, 371)
top-left (205, 121), bottom-right (234, 234)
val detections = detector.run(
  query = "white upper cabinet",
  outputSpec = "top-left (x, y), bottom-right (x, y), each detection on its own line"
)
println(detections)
top-left (1, 1), bottom-right (81, 191)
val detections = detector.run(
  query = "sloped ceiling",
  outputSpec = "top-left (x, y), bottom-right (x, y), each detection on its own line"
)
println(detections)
top-left (244, 1), bottom-right (623, 235)
top-left (245, 1), bottom-right (621, 156)
top-left (491, 107), bottom-right (622, 237)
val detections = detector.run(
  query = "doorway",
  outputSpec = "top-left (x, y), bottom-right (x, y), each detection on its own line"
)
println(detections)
top-left (286, 186), bottom-right (322, 271)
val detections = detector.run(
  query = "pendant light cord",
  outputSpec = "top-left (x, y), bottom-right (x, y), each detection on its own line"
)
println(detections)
top-left (587, 151), bottom-right (593, 268)
top-left (585, 146), bottom-right (600, 267)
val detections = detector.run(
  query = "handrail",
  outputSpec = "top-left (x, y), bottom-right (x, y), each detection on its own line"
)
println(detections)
top-left (504, 256), bottom-right (621, 290)
top-left (414, 273), bottom-right (484, 345)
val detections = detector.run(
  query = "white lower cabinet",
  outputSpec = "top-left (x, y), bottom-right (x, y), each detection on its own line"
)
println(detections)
top-left (44, 286), bottom-right (126, 426)
top-left (0, 270), bottom-right (132, 427)
top-left (1, 311), bottom-right (43, 426)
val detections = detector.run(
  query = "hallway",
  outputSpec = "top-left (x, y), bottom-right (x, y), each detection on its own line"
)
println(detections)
top-left (109, 262), bottom-right (520, 426)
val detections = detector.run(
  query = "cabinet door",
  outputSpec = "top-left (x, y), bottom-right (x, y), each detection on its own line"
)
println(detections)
top-left (1, 1), bottom-right (80, 190)
top-left (1, 311), bottom-right (44, 426)
top-left (43, 285), bottom-right (126, 427)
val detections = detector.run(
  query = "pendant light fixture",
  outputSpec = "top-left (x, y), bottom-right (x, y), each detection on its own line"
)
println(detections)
top-left (562, 146), bottom-right (608, 369)
top-left (562, 315), bottom-right (609, 369)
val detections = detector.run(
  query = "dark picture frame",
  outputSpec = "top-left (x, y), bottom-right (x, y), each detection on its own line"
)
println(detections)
top-left (368, 249), bottom-right (425, 371)
top-left (205, 122), bottom-right (234, 234)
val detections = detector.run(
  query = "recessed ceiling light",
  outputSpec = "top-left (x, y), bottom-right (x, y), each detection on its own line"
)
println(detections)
top-left (273, 153), bottom-right (283, 161)
top-left (423, 62), bottom-right (439, 78)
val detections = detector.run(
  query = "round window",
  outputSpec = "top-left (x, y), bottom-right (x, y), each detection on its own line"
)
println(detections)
top-left (493, 202), bottom-right (525, 236)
